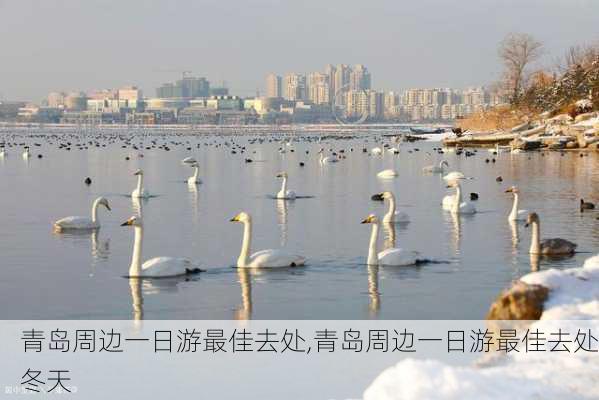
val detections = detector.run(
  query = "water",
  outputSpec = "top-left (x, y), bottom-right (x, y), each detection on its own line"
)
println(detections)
top-left (1, 127), bottom-right (598, 320)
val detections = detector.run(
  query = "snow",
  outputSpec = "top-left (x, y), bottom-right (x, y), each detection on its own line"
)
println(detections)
top-left (364, 254), bottom-right (599, 400)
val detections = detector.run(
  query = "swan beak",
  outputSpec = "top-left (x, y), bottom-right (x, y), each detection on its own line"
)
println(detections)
top-left (524, 222), bottom-right (529, 228)
top-left (361, 216), bottom-right (373, 224)
top-left (230, 216), bottom-right (239, 222)
top-left (105, 204), bottom-right (111, 211)
top-left (120, 220), bottom-right (132, 226)
top-left (505, 188), bottom-right (513, 193)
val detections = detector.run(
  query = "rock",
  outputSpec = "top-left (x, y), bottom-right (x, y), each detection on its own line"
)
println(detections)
top-left (486, 281), bottom-right (549, 320)
top-left (510, 137), bottom-right (541, 151)
top-left (566, 141), bottom-right (579, 149)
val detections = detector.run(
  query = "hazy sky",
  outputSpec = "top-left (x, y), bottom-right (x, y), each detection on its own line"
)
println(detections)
top-left (1, 0), bottom-right (598, 101)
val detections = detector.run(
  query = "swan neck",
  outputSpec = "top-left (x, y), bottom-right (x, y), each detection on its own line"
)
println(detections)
top-left (452, 184), bottom-right (462, 213)
top-left (280, 176), bottom-right (287, 194)
top-left (193, 166), bottom-right (199, 179)
top-left (129, 225), bottom-right (143, 277)
top-left (530, 220), bottom-right (541, 254)
top-left (367, 223), bottom-right (379, 265)
top-left (91, 199), bottom-right (100, 223)
top-left (136, 174), bottom-right (143, 193)
top-left (384, 195), bottom-right (396, 221)
top-left (509, 193), bottom-right (519, 220)
top-left (238, 220), bottom-right (252, 267)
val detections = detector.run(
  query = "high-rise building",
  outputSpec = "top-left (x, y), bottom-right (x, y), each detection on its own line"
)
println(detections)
top-left (47, 92), bottom-right (66, 108)
top-left (284, 73), bottom-right (306, 101)
top-left (156, 76), bottom-right (210, 98)
top-left (324, 64), bottom-right (336, 103)
top-left (349, 64), bottom-right (371, 91)
top-left (307, 72), bottom-right (330, 105)
top-left (334, 65), bottom-right (351, 105)
top-left (266, 74), bottom-right (282, 98)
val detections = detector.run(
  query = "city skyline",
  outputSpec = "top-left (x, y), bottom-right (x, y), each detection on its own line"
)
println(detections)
top-left (1, 0), bottom-right (598, 101)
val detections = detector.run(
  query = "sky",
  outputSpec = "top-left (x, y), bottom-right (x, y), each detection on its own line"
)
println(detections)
top-left (1, 0), bottom-right (598, 101)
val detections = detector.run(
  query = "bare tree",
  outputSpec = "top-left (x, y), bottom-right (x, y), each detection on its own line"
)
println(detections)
top-left (499, 33), bottom-right (544, 101)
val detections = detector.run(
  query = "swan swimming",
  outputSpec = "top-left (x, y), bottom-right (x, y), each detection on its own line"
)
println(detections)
top-left (54, 197), bottom-right (111, 231)
top-left (376, 169), bottom-right (399, 179)
top-left (22, 148), bottom-right (30, 159)
top-left (446, 180), bottom-right (476, 214)
top-left (442, 171), bottom-right (468, 182)
top-left (121, 215), bottom-right (202, 277)
top-left (361, 214), bottom-right (419, 266)
top-left (131, 169), bottom-right (150, 198)
top-left (182, 157), bottom-right (197, 165)
top-left (423, 160), bottom-right (449, 174)
top-left (275, 172), bottom-right (296, 199)
top-left (524, 212), bottom-right (577, 256)
top-left (187, 163), bottom-right (202, 185)
top-left (230, 212), bottom-right (305, 268)
top-left (0, 148), bottom-right (5, 158)
top-left (371, 147), bottom-right (383, 155)
top-left (318, 149), bottom-right (338, 164)
top-left (375, 191), bottom-right (410, 223)
top-left (505, 186), bottom-right (528, 221)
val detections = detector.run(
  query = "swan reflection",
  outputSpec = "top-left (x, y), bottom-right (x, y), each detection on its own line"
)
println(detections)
top-left (234, 268), bottom-right (253, 320)
top-left (276, 199), bottom-right (288, 247)
top-left (367, 264), bottom-right (380, 317)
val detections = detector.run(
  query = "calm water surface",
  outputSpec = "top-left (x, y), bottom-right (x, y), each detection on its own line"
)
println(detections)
top-left (1, 128), bottom-right (598, 319)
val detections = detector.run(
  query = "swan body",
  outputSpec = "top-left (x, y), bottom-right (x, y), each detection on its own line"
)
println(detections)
top-left (230, 212), bottom-right (305, 268)
top-left (121, 216), bottom-right (201, 277)
top-left (22, 148), bottom-right (30, 159)
top-left (371, 147), bottom-right (383, 155)
top-left (0, 148), bottom-right (5, 158)
top-left (187, 163), bottom-right (202, 185)
top-left (54, 197), bottom-right (111, 231)
top-left (525, 213), bottom-right (577, 256)
top-left (505, 186), bottom-right (528, 221)
top-left (182, 157), bottom-right (197, 164)
top-left (377, 191), bottom-right (410, 223)
top-left (443, 171), bottom-right (466, 182)
top-left (447, 181), bottom-right (476, 214)
top-left (377, 169), bottom-right (399, 179)
top-left (131, 169), bottom-right (150, 198)
top-left (423, 160), bottom-right (449, 174)
top-left (275, 172), bottom-right (296, 199)
top-left (361, 214), bottom-right (419, 266)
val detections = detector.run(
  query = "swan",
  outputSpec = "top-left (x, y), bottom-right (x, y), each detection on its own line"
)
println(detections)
top-left (131, 169), bottom-right (150, 198)
top-left (230, 212), bottom-right (305, 268)
top-left (423, 160), bottom-right (449, 174)
top-left (447, 181), bottom-right (476, 214)
top-left (319, 149), bottom-right (338, 164)
top-left (375, 191), bottom-right (410, 223)
top-left (361, 214), bottom-right (419, 266)
top-left (22, 148), bottom-right (30, 159)
top-left (187, 163), bottom-right (202, 185)
top-left (54, 197), bottom-right (111, 231)
top-left (121, 215), bottom-right (202, 277)
top-left (0, 148), bottom-right (5, 158)
top-left (376, 169), bottom-right (399, 179)
top-left (371, 147), bottom-right (383, 155)
top-left (182, 157), bottom-right (197, 165)
top-left (524, 212), bottom-right (577, 256)
top-left (505, 186), bottom-right (528, 221)
top-left (275, 172), bottom-right (296, 199)
top-left (442, 171), bottom-right (468, 182)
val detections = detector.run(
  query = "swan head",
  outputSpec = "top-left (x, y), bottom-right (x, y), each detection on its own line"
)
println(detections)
top-left (96, 197), bottom-right (111, 211)
top-left (133, 169), bottom-right (143, 176)
top-left (440, 160), bottom-right (449, 167)
top-left (505, 186), bottom-right (520, 194)
top-left (524, 212), bottom-right (539, 227)
top-left (379, 191), bottom-right (394, 200)
top-left (121, 215), bottom-right (142, 227)
top-left (276, 172), bottom-right (288, 178)
top-left (361, 214), bottom-right (379, 224)
top-left (230, 212), bottom-right (251, 223)
top-left (446, 181), bottom-right (459, 189)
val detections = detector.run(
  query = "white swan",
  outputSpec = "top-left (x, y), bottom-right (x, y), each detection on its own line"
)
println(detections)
top-left (121, 215), bottom-right (202, 277)
top-left (371, 147), bottom-right (383, 155)
top-left (376, 191), bottom-right (410, 223)
top-left (442, 171), bottom-right (467, 182)
top-left (505, 186), bottom-right (528, 221)
top-left (361, 214), bottom-right (419, 266)
top-left (0, 148), bottom-right (5, 158)
top-left (22, 148), bottom-right (30, 159)
top-left (230, 212), bottom-right (305, 268)
top-left (187, 163), bottom-right (202, 185)
top-left (182, 157), bottom-right (197, 165)
top-left (447, 181), bottom-right (476, 214)
top-left (54, 197), bottom-right (111, 231)
top-left (319, 149), bottom-right (338, 164)
top-left (275, 172), bottom-right (296, 199)
top-left (423, 160), bottom-right (449, 174)
top-left (131, 169), bottom-right (150, 198)
top-left (524, 212), bottom-right (577, 256)
top-left (377, 169), bottom-right (399, 179)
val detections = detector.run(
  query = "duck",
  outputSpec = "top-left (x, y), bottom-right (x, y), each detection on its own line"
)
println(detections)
top-left (524, 212), bottom-right (577, 256)
top-left (505, 186), bottom-right (528, 221)
top-left (54, 197), bottom-right (111, 231)
top-left (275, 172), bottom-right (296, 199)
top-left (580, 199), bottom-right (595, 211)
top-left (121, 216), bottom-right (203, 277)
top-left (361, 214), bottom-right (419, 266)
top-left (230, 212), bottom-right (305, 268)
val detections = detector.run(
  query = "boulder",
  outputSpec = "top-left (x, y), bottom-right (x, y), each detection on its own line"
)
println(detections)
top-left (486, 281), bottom-right (549, 320)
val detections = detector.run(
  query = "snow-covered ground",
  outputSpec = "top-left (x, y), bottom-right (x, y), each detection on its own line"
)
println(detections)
top-left (364, 256), bottom-right (599, 400)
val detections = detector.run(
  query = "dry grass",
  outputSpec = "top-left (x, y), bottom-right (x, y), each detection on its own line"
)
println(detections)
top-left (457, 106), bottom-right (533, 132)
